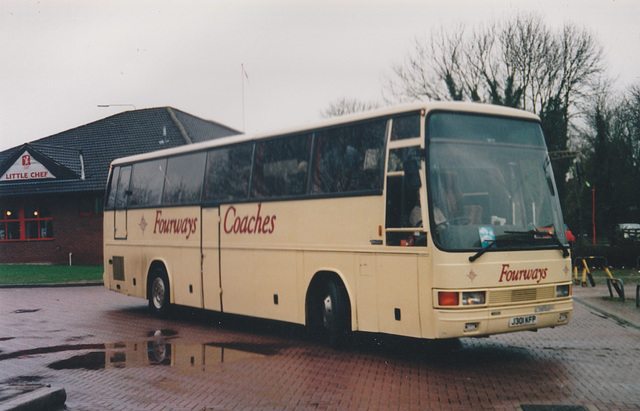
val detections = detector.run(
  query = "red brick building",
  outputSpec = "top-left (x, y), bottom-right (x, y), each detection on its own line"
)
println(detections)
top-left (0, 107), bottom-right (238, 264)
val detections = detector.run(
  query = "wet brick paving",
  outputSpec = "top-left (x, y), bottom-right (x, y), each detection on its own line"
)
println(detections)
top-left (0, 286), bottom-right (639, 410)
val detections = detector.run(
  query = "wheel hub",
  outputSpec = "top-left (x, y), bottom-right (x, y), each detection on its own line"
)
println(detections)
top-left (152, 277), bottom-right (165, 309)
top-left (322, 295), bottom-right (333, 328)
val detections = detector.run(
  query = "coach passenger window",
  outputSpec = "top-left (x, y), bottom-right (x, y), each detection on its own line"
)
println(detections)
top-left (203, 144), bottom-right (253, 203)
top-left (163, 152), bottom-right (206, 205)
top-left (130, 159), bottom-right (167, 207)
top-left (252, 134), bottom-right (311, 198)
top-left (313, 119), bottom-right (386, 194)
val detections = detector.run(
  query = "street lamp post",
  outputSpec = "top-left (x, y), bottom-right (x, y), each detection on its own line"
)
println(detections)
top-left (586, 181), bottom-right (596, 245)
top-left (97, 104), bottom-right (136, 110)
top-left (592, 186), bottom-right (596, 245)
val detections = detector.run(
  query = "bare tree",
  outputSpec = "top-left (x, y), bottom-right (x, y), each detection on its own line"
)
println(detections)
top-left (321, 97), bottom-right (380, 118)
top-left (622, 84), bottom-right (640, 170)
top-left (383, 14), bottom-right (606, 229)
top-left (384, 14), bottom-right (603, 116)
top-left (501, 14), bottom-right (556, 113)
top-left (384, 26), bottom-right (470, 102)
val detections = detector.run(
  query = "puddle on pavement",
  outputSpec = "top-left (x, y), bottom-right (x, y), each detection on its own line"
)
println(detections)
top-left (0, 329), bottom-right (280, 373)
top-left (47, 341), bottom-right (276, 371)
top-left (146, 329), bottom-right (178, 337)
top-left (12, 309), bottom-right (41, 314)
top-left (0, 344), bottom-right (106, 361)
top-left (4, 375), bottom-right (44, 384)
top-left (49, 351), bottom-right (107, 370)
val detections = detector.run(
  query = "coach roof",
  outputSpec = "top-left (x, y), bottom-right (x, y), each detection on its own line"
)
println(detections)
top-left (110, 101), bottom-right (541, 167)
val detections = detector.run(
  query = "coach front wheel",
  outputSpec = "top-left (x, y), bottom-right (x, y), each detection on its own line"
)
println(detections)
top-left (148, 268), bottom-right (171, 317)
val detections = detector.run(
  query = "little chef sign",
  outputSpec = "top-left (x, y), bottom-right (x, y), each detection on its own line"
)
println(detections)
top-left (0, 151), bottom-right (57, 181)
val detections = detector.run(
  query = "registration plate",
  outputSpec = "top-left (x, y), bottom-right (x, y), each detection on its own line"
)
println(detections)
top-left (509, 315), bottom-right (537, 327)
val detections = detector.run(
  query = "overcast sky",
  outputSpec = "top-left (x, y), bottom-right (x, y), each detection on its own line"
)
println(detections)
top-left (1, 0), bottom-right (638, 152)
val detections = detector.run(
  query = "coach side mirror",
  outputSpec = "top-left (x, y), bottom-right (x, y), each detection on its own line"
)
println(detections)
top-left (403, 160), bottom-right (421, 190)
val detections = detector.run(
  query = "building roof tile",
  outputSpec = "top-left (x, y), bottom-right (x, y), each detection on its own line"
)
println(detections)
top-left (0, 107), bottom-right (239, 197)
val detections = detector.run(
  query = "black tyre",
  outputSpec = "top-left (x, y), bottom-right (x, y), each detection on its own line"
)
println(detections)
top-left (148, 268), bottom-right (171, 317)
top-left (311, 279), bottom-right (351, 347)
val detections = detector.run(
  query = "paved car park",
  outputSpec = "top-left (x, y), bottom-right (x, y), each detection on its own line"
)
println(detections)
top-left (1, 285), bottom-right (639, 410)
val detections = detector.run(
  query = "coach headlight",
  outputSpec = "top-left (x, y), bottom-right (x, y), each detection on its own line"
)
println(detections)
top-left (556, 284), bottom-right (571, 298)
top-left (462, 291), bottom-right (486, 306)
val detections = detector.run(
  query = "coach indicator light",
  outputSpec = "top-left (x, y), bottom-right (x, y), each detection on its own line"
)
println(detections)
top-left (438, 291), bottom-right (459, 306)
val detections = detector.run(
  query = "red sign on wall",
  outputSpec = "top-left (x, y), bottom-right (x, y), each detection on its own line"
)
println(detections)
top-left (0, 150), bottom-right (57, 182)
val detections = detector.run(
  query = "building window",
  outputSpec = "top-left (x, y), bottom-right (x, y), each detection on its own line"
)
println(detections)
top-left (80, 197), bottom-right (104, 216)
top-left (0, 204), bottom-right (53, 241)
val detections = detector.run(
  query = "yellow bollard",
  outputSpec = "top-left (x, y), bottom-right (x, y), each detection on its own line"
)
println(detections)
top-left (581, 258), bottom-right (590, 287)
top-left (604, 266), bottom-right (614, 279)
top-left (578, 258), bottom-right (596, 287)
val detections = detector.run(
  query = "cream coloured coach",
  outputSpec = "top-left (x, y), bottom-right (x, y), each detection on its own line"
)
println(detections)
top-left (103, 102), bottom-right (573, 346)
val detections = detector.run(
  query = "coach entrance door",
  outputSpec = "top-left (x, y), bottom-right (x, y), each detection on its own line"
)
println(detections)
top-left (201, 207), bottom-right (222, 311)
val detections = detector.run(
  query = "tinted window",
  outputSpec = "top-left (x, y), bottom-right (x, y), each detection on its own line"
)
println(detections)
top-left (203, 144), bottom-right (253, 203)
top-left (387, 147), bottom-right (424, 172)
top-left (391, 112), bottom-right (421, 140)
top-left (115, 166), bottom-right (132, 210)
top-left (163, 152), bottom-right (206, 205)
top-left (130, 159), bottom-right (167, 207)
top-left (40, 204), bottom-right (52, 218)
top-left (313, 119), bottom-right (386, 194)
top-left (105, 166), bottom-right (120, 209)
top-left (428, 112), bottom-right (545, 146)
top-left (252, 134), bottom-right (311, 198)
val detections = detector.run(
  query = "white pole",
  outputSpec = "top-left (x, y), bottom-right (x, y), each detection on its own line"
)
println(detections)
top-left (241, 63), bottom-right (246, 133)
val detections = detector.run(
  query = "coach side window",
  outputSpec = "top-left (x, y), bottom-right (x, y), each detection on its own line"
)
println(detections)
top-left (313, 119), bottom-right (386, 194)
top-left (163, 152), bottom-right (206, 205)
top-left (203, 144), bottom-right (253, 203)
top-left (129, 159), bottom-right (167, 207)
top-left (252, 134), bottom-right (311, 198)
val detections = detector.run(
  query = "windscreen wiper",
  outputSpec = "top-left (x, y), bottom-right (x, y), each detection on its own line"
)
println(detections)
top-left (469, 229), bottom-right (570, 262)
top-left (469, 240), bottom-right (497, 262)
top-left (505, 230), bottom-right (570, 258)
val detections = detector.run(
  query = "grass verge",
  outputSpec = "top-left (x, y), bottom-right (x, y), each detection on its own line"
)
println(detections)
top-left (0, 265), bottom-right (103, 285)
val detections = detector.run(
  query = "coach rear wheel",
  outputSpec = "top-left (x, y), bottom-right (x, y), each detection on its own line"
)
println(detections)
top-left (148, 268), bottom-right (171, 317)
top-left (313, 279), bottom-right (351, 348)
